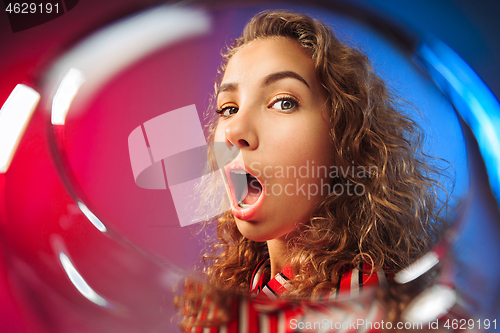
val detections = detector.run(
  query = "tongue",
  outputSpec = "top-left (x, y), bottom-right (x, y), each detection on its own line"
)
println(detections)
top-left (242, 176), bottom-right (262, 205)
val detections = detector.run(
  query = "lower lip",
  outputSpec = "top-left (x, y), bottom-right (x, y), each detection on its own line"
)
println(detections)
top-left (229, 182), bottom-right (265, 221)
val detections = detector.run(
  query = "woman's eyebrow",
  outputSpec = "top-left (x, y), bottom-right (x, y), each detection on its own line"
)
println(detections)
top-left (217, 82), bottom-right (238, 96)
top-left (262, 71), bottom-right (310, 89)
top-left (216, 71), bottom-right (309, 97)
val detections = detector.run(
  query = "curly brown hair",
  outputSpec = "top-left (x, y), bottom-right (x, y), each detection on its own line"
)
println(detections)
top-left (177, 9), bottom-right (448, 329)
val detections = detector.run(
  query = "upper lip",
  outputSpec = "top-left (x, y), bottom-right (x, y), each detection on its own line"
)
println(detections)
top-left (224, 161), bottom-right (257, 177)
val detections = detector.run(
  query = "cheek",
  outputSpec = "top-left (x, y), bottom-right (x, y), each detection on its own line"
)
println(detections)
top-left (270, 125), bottom-right (333, 166)
top-left (304, 120), bottom-right (335, 165)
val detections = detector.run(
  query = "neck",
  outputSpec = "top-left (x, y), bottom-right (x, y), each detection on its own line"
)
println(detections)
top-left (266, 238), bottom-right (289, 277)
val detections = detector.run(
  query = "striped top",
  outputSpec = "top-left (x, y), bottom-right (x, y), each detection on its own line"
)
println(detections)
top-left (188, 259), bottom-right (389, 333)
top-left (249, 258), bottom-right (387, 302)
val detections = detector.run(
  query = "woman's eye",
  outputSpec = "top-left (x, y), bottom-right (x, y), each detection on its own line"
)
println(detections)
top-left (216, 106), bottom-right (239, 117)
top-left (270, 98), bottom-right (297, 111)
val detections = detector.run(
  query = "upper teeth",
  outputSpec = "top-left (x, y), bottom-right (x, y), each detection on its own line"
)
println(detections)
top-left (232, 169), bottom-right (247, 175)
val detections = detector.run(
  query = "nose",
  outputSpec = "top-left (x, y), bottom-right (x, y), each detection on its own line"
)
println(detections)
top-left (224, 108), bottom-right (258, 150)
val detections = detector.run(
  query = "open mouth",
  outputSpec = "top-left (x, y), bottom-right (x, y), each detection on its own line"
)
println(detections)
top-left (229, 169), bottom-right (263, 208)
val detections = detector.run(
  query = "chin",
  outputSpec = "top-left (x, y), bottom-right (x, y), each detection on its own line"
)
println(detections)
top-left (235, 220), bottom-right (269, 242)
top-left (236, 220), bottom-right (295, 243)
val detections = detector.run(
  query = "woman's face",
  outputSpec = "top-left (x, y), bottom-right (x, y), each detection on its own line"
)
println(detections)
top-left (214, 37), bottom-right (334, 242)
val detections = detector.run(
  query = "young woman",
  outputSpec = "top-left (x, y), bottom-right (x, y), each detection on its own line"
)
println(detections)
top-left (178, 9), bottom-right (446, 332)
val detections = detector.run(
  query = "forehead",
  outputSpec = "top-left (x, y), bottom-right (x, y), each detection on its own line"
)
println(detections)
top-left (222, 37), bottom-right (318, 86)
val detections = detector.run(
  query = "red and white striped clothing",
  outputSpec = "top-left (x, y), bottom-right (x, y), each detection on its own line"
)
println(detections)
top-left (188, 259), bottom-right (388, 333)
top-left (249, 258), bottom-right (387, 301)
